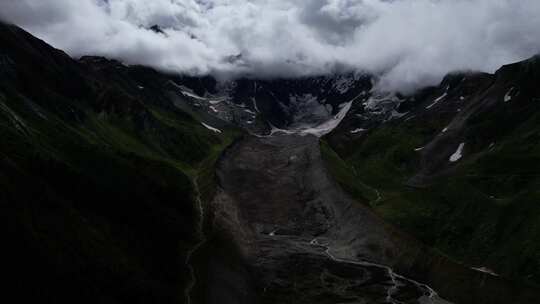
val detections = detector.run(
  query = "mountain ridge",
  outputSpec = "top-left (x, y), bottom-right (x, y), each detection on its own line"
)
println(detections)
top-left (325, 50), bottom-right (540, 287)
top-left (2, 20), bottom-right (540, 304)
top-left (0, 21), bottom-right (242, 303)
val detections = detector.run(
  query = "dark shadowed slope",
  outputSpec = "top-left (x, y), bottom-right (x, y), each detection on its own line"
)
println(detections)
top-left (0, 22), bottom-right (241, 303)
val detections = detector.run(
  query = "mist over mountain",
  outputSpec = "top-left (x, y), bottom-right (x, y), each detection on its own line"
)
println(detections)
top-left (2, 2), bottom-right (540, 302)
top-left (1, 0), bottom-right (540, 93)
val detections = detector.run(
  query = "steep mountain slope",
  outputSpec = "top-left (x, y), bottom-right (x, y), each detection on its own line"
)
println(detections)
top-left (0, 22), bottom-right (240, 303)
top-left (174, 73), bottom-right (372, 135)
top-left (325, 55), bottom-right (540, 286)
top-left (3, 20), bottom-right (540, 304)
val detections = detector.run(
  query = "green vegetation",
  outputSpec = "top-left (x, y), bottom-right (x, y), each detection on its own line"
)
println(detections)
top-left (320, 140), bottom-right (376, 204)
top-left (0, 85), bottom-right (241, 303)
top-left (324, 114), bottom-right (540, 286)
top-left (0, 23), bottom-right (245, 302)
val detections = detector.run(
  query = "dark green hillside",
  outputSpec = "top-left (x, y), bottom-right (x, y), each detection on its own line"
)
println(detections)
top-left (0, 23), bottom-right (240, 303)
top-left (325, 57), bottom-right (540, 286)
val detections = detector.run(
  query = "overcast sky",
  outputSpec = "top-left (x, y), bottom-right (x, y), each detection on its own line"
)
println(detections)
top-left (1, 0), bottom-right (539, 92)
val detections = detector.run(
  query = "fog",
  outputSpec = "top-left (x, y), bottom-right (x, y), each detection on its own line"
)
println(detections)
top-left (1, 0), bottom-right (539, 92)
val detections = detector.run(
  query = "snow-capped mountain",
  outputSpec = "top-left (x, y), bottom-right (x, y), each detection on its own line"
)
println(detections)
top-left (173, 73), bottom-right (373, 136)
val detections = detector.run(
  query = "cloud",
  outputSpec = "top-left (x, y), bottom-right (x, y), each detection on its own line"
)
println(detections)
top-left (1, 0), bottom-right (540, 93)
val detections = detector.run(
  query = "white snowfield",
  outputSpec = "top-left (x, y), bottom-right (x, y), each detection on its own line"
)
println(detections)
top-left (300, 100), bottom-right (353, 137)
top-left (201, 122), bottom-right (222, 133)
top-left (267, 99), bottom-right (354, 138)
top-left (449, 143), bottom-right (465, 162)
top-left (267, 91), bottom-right (367, 138)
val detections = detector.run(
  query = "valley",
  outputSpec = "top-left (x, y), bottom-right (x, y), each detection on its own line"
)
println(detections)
top-left (1, 21), bottom-right (540, 304)
top-left (197, 134), bottom-right (450, 303)
top-left (191, 134), bottom-right (538, 304)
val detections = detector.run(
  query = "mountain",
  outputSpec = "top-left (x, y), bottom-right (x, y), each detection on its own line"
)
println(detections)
top-left (173, 73), bottom-right (372, 135)
top-left (2, 21), bottom-right (540, 304)
top-left (325, 55), bottom-right (540, 286)
top-left (0, 22), bottom-right (241, 303)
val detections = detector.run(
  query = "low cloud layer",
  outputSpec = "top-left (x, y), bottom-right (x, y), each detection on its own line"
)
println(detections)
top-left (1, 0), bottom-right (540, 92)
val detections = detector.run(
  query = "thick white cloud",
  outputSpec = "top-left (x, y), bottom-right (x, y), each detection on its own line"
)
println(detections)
top-left (1, 0), bottom-right (540, 92)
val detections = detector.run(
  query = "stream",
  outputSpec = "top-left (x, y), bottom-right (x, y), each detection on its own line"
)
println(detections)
top-left (190, 130), bottom-right (540, 304)
top-left (197, 134), bottom-right (457, 303)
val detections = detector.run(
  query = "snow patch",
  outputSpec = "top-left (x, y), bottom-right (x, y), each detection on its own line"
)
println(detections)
top-left (363, 92), bottom-right (401, 113)
top-left (435, 93), bottom-right (448, 103)
top-left (350, 128), bottom-right (367, 134)
top-left (269, 123), bottom-right (296, 136)
top-left (300, 100), bottom-right (353, 137)
top-left (208, 97), bottom-right (227, 105)
top-left (201, 122), bottom-right (222, 133)
top-left (168, 82), bottom-right (206, 101)
top-left (414, 147), bottom-right (425, 152)
top-left (209, 106), bottom-right (218, 113)
top-left (449, 143), bottom-right (465, 162)
top-left (504, 87), bottom-right (514, 102)
top-left (426, 92), bottom-right (447, 109)
top-left (170, 81), bottom-right (228, 105)
top-left (472, 267), bottom-right (499, 277)
top-left (244, 109), bottom-right (256, 115)
top-left (182, 90), bottom-right (206, 100)
top-left (252, 97), bottom-right (260, 113)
